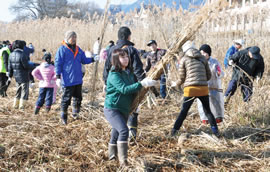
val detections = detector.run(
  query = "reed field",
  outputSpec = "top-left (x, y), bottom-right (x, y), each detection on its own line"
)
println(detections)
top-left (0, 1), bottom-right (270, 171)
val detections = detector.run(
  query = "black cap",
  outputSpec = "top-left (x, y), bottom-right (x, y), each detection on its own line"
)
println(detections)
top-left (199, 44), bottom-right (212, 56)
top-left (249, 46), bottom-right (261, 59)
top-left (147, 40), bottom-right (157, 46)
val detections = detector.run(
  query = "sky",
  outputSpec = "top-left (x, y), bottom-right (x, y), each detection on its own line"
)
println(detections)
top-left (0, 0), bottom-right (137, 22)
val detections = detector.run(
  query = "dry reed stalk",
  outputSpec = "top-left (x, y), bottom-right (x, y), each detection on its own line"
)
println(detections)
top-left (89, 0), bottom-right (111, 105)
top-left (131, 0), bottom-right (229, 112)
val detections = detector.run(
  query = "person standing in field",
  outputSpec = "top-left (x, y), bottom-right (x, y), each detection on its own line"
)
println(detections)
top-left (0, 41), bottom-right (11, 97)
top-left (8, 40), bottom-right (35, 109)
top-left (103, 26), bottom-right (146, 140)
top-left (32, 52), bottom-right (56, 114)
top-left (144, 40), bottom-right (167, 98)
top-left (197, 44), bottom-right (224, 124)
top-left (171, 41), bottom-right (220, 137)
top-left (224, 39), bottom-right (244, 69)
top-left (55, 31), bottom-right (98, 125)
top-left (104, 48), bottom-right (157, 166)
top-left (224, 46), bottom-right (264, 106)
top-left (93, 37), bottom-right (100, 56)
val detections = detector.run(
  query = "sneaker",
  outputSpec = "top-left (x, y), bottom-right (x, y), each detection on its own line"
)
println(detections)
top-left (72, 113), bottom-right (79, 120)
top-left (202, 120), bottom-right (209, 125)
top-left (61, 118), bottom-right (67, 125)
top-left (211, 126), bottom-right (221, 138)
top-left (171, 129), bottom-right (179, 137)
top-left (216, 117), bottom-right (223, 123)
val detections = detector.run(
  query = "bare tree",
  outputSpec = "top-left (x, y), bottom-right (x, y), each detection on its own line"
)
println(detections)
top-left (9, 0), bottom-right (102, 21)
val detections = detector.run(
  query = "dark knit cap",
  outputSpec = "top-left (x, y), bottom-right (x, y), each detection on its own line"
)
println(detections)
top-left (118, 26), bottom-right (131, 40)
top-left (249, 46), bottom-right (261, 59)
top-left (199, 44), bottom-right (212, 56)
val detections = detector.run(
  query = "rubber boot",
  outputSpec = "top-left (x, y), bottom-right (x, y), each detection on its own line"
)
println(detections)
top-left (19, 99), bottom-right (26, 110)
top-left (127, 113), bottom-right (138, 141)
top-left (34, 107), bottom-right (40, 115)
top-left (61, 111), bottom-right (68, 125)
top-left (72, 105), bottom-right (80, 120)
top-left (45, 106), bottom-right (51, 113)
top-left (117, 141), bottom-right (128, 166)
top-left (13, 98), bottom-right (20, 109)
top-left (108, 143), bottom-right (117, 160)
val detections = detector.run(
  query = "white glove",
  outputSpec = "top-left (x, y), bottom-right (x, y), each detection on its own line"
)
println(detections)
top-left (94, 55), bottom-right (100, 61)
top-left (85, 51), bottom-right (92, 57)
top-left (228, 60), bottom-right (234, 66)
top-left (171, 81), bottom-right (177, 87)
top-left (103, 85), bottom-right (106, 93)
top-left (56, 79), bottom-right (61, 87)
top-left (6, 72), bottom-right (9, 77)
top-left (140, 78), bottom-right (158, 87)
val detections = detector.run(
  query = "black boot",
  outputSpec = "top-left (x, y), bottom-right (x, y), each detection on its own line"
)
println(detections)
top-left (34, 107), bottom-right (40, 115)
top-left (45, 106), bottom-right (51, 113)
top-left (127, 113), bottom-right (138, 141)
top-left (61, 111), bottom-right (68, 125)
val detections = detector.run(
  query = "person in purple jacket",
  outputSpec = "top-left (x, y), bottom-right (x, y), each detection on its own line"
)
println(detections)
top-left (55, 31), bottom-right (98, 125)
top-left (32, 52), bottom-right (56, 114)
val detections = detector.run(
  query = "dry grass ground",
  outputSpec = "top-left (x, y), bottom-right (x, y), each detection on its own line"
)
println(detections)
top-left (1, 3), bottom-right (270, 171)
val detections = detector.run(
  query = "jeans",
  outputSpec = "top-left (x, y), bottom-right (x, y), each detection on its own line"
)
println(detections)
top-left (104, 108), bottom-right (129, 144)
top-left (173, 96), bottom-right (217, 130)
top-left (15, 82), bottom-right (29, 100)
top-left (61, 84), bottom-right (82, 112)
top-left (36, 87), bottom-right (54, 108)
top-left (225, 79), bottom-right (253, 102)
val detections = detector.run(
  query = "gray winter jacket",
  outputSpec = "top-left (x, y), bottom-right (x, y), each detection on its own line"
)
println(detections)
top-left (177, 48), bottom-right (211, 87)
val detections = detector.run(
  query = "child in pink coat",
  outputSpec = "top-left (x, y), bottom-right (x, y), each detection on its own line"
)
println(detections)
top-left (32, 53), bottom-right (56, 114)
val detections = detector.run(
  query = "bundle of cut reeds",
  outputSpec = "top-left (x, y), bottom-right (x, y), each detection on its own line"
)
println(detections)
top-left (131, 0), bottom-right (228, 112)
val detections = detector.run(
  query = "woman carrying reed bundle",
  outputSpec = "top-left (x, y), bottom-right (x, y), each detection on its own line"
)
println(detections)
top-left (104, 49), bottom-right (157, 166)
top-left (171, 41), bottom-right (220, 137)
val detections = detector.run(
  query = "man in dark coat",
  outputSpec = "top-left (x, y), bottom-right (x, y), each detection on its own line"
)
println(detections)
top-left (103, 26), bottom-right (146, 140)
top-left (8, 40), bottom-right (35, 109)
top-left (224, 46), bottom-right (264, 105)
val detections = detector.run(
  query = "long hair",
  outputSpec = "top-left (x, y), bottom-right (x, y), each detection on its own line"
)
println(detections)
top-left (111, 48), bottom-right (132, 72)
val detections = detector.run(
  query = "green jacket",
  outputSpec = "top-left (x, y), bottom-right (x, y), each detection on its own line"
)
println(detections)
top-left (105, 69), bottom-right (142, 116)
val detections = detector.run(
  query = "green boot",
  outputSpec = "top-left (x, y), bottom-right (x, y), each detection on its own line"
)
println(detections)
top-left (117, 141), bottom-right (128, 166)
top-left (108, 143), bottom-right (117, 160)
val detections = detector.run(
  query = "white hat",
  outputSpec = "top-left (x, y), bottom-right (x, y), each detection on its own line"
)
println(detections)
top-left (182, 40), bottom-right (195, 53)
top-left (234, 39), bottom-right (244, 45)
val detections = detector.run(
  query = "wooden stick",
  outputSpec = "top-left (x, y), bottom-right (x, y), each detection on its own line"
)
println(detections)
top-left (90, 0), bottom-right (111, 105)
top-left (131, 0), bottom-right (228, 112)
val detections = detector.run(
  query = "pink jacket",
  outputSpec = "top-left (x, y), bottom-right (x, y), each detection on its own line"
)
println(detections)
top-left (32, 62), bottom-right (56, 88)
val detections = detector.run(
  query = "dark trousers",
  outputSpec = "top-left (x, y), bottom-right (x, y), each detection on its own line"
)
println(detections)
top-left (104, 108), bottom-right (129, 144)
top-left (225, 79), bottom-right (253, 102)
top-left (36, 87), bottom-right (53, 108)
top-left (0, 73), bottom-right (8, 96)
top-left (61, 84), bottom-right (82, 112)
top-left (160, 74), bottom-right (166, 98)
top-left (15, 82), bottom-right (29, 100)
top-left (173, 96), bottom-right (217, 130)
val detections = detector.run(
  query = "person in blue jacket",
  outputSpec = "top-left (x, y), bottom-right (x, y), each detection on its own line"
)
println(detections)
top-left (55, 31), bottom-right (97, 125)
top-left (224, 39), bottom-right (244, 69)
